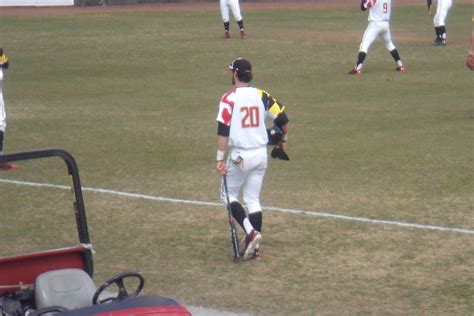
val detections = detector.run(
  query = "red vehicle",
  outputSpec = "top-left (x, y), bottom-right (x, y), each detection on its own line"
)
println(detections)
top-left (0, 149), bottom-right (191, 316)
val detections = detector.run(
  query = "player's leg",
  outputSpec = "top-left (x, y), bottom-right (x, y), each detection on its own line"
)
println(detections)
top-left (241, 147), bottom-right (267, 231)
top-left (433, 6), bottom-right (443, 45)
top-left (348, 23), bottom-right (377, 74)
top-left (241, 170), bottom-right (266, 260)
top-left (381, 24), bottom-right (405, 71)
top-left (0, 128), bottom-right (15, 171)
top-left (0, 71), bottom-right (14, 170)
top-left (0, 99), bottom-right (5, 149)
top-left (229, 0), bottom-right (245, 38)
top-left (0, 129), bottom-right (4, 156)
top-left (220, 0), bottom-right (231, 38)
top-left (433, 0), bottom-right (452, 45)
top-left (241, 151), bottom-right (267, 260)
top-left (243, 169), bottom-right (265, 234)
top-left (220, 160), bottom-right (247, 231)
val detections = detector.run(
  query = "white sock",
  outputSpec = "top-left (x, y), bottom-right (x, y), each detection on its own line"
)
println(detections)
top-left (243, 218), bottom-right (254, 235)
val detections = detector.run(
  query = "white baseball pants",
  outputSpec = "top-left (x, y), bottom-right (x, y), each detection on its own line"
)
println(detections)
top-left (359, 21), bottom-right (396, 53)
top-left (433, 0), bottom-right (452, 27)
top-left (220, 0), bottom-right (243, 22)
top-left (220, 146), bottom-right (267, 215)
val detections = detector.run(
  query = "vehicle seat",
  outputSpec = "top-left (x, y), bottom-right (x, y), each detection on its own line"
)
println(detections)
top-left (35, 269), bottom-right (97, 310)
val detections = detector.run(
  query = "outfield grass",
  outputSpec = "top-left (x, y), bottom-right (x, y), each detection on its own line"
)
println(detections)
top-left (0, 3), bottom-right (473, 315)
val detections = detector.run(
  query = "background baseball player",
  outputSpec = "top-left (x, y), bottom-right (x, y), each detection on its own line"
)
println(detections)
top-left (0, 48), bottom-right (15, 171)
top-left (220, 0), bottom-right (246, 39)
top-left (348, 0), bottom-right (405, 74)
top-left (466, 24), bottom-right (474, 71)
top-left (427, 0), bottom-right (452, 46)
top-left (215, 58), bottom-right (289, 260)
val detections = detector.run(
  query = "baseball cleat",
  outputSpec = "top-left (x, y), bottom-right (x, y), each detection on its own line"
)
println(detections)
top-left (224, 31), bottom-right (230, 39)
top-left (347, 68), bottom-right (362, 75)
top-left (249, 246), bottom-right (261, 260)
top-left (0, 162), bottom-right (17, 171)
top-left (396, 66), bottom-right (406, 72)
top-left (242, 230), bottom-right (262, 261)
top-left (240, 30), bottom-right (246, 39)
top-left (432, 37), bottom-right (443, 46)
top-left (247, 246), bottom-right (262, 260)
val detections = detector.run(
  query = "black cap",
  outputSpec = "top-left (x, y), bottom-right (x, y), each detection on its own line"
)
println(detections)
top-left (228, 58), bottom-right (252, 74)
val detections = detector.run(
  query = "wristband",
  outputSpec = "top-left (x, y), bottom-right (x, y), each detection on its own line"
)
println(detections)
top-left (281, 134), bottom-right (288, 142)
top-left (216, 149), bottom-right (225, 161)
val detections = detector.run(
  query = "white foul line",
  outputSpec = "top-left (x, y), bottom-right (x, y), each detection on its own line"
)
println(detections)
top-left (1, 178), bottom-right (473, 235)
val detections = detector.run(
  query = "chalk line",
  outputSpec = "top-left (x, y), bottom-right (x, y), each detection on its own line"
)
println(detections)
top-left (0, 178), bottom-right (473, 235)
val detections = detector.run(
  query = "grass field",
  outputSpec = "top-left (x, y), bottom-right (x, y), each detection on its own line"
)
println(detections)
top-left (0, 2), bottom-right (473, 315)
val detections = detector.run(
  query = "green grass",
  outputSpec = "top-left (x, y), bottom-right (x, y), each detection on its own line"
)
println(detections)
top-left (0, 3), bottom-right (473, 315)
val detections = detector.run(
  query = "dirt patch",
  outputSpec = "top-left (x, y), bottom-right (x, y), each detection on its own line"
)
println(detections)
top-left (1, 0), bottom-right (469, 16)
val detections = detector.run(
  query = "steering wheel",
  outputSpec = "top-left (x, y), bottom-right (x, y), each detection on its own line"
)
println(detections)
top-left (92, 272), bottom-right (145, 305)
top-left (30, 306), bottom-right (68, 316)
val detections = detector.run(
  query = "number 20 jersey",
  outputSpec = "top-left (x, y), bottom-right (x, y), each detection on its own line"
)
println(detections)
top-left (216, 86), bottom-right (285, 149)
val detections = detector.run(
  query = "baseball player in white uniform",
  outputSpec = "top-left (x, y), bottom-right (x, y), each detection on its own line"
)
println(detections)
top-left (0, 48), bottom-right (15, 171)
top-left (348, 0), bottom-right (405, 74)
top-left (466, 23), bottom-right (474, 70)
top-left (216, 58), bottom-right (289, 260)
top-left (427, 0), bottom-right (452, 46)
top-left (220, 0), bottom-right (246, 39)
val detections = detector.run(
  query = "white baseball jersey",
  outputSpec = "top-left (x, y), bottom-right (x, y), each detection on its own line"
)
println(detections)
top-left (363, 0), bottom-right (391, 22)
top-left (216, 87), bottom-right (283, 149)
top-left (0, 68), bottom-right (6, 132)
top-left (220, 0), bottom-right (242, 23)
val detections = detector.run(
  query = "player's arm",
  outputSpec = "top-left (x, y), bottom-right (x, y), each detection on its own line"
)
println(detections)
top-left (216, 122), bottom-right (229, 175)
top-left (427, 0), bottom-right (432, 15)
top-left (273, 112), bottom-right (289, 151)
top-left (261, 90), bottom-right (289, 128)
top-left (264, 92), bottom-right (289, 149)
top-left (361, 0), bottom-right (375, 10)
top-left (215, 93), bottom-right (234, 174)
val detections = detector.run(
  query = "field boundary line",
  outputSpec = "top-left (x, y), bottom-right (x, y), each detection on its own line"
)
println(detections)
top-left (1, 178), bottom-right (473, 235)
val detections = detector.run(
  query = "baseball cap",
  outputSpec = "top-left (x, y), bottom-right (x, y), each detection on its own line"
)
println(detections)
top-left (228, 58), bottom-right (252, 74)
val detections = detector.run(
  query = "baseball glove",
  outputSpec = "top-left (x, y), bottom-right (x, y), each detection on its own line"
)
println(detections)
top-left (466, 52), bottom-right (474, 71)
top-left (267, 125), bottom-right (283, 146)
top-left (271, 146), bottom-right (290, 161)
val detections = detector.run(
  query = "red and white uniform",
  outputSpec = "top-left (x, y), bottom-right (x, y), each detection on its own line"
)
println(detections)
top-left (216, 86), bottom-right (284, 214)
top-left (359, 0), bottom-right (397, 53)
top-left (220, 0), bottom-right (242, 23)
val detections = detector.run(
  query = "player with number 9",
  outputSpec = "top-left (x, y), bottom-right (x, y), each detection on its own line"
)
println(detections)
top-left (348, 0), bottom-right (405, 74)
top-left (215, 58), bottom-right (289, 261)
